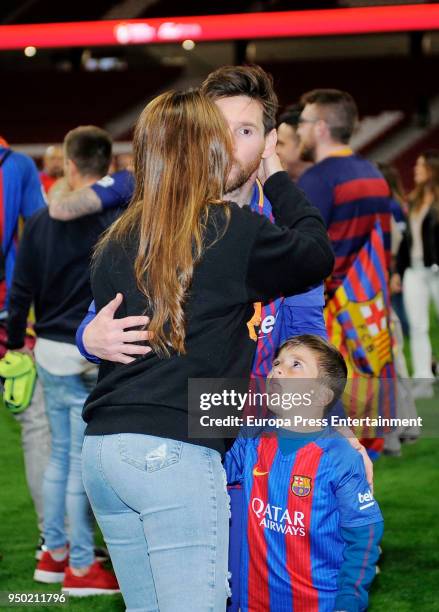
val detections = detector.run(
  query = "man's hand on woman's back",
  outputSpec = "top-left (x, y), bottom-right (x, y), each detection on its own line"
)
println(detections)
top-left (83, 293), bottom-right (153, 364)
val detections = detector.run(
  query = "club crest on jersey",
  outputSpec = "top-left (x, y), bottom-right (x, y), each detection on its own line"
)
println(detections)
top-left (291, 475), bottom-right (312, 497)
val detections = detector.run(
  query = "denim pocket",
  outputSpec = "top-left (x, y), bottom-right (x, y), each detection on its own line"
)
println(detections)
top-left (118, 434), bottom-right (183, 472)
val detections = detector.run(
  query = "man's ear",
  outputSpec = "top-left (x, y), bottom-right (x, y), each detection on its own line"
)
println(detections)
top-left (261, 128), bottom-right (278, 159)
top-left (65, 158), bottom-right (78, 188)
top-left (316, 119), bottom-right (330, 143)
top-left (65, 158), bottom-right (75, 175)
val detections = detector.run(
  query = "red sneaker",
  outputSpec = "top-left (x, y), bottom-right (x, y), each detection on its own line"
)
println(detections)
top-left (62, 561), bottom-right (120, 597)
top-left (34, 550), bottom-right (69, 583)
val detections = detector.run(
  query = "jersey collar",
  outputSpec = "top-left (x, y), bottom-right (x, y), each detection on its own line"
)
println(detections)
top-left (326, 147), bottom-right (354, 158)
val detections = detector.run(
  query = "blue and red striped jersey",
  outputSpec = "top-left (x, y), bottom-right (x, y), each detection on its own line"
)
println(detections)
top-left (78, 178), bottom-right (327, 365)
top-left (0, 146), bottom-right (45, 306)
top-left (225, 431), bottom-right (383, 612)
top-left (90, 169), bottom-right (135, 209)
top-left (297, 153), bottom-right (391, 297)
top-left (249, 181), bottom-right (326, 379)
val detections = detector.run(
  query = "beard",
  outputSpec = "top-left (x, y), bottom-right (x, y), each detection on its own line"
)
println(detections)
top-left (49, 168), bottom-right (64, 178)
top-left (225, 151), bottom-right (263, 195)
top-left (299, 140), bottom-right (316, 163)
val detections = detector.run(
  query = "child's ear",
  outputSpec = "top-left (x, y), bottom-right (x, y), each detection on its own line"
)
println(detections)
top-left (317, 385), bottom-right (333, 410)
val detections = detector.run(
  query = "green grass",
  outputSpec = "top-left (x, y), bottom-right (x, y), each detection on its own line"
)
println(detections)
top-left (0, 405), bottom-right (124, 612)
top-left (370, 429), bottom-right (439, 610)
top-left (0, 316), bottom-right (438, 610)
top-left (370, 309), bottom-right (439, 610)
top-left (2, 404), bottom-right (438, 611)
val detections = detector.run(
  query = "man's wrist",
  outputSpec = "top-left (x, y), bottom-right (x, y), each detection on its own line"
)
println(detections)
top-left (77, 325), bottom-right (101, 364)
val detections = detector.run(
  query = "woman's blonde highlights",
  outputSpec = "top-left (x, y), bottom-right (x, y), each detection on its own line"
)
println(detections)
top-left (95, 90), bottom-right (233, 356)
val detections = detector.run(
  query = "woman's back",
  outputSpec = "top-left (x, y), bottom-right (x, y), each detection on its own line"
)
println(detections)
top-left (83, 172), bottom-right (333, 455)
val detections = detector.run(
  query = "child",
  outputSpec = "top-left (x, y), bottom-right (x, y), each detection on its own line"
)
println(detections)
top-left (225, 334), bottom-right (383, 612)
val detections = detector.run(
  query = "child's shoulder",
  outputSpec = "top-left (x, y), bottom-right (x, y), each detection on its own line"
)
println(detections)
top-left (315, 431), bottom-right (363, 467)
top-left (228, 435), bottom-right (261, 455)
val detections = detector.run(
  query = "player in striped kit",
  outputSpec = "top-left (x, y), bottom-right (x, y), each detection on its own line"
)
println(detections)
top-left (225, 335), bottom-right (383, 612)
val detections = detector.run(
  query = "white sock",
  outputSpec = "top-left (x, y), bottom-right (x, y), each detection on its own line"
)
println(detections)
top-left (50, 550), bottom-right (68, 561)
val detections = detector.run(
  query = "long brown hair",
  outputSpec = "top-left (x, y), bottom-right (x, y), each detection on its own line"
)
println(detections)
top-left (410, 150), bottom-right (439, 212)
top-left (96, 90), bottom-right (233, 356)
top-left (376, 162), bottom-right (407, 209)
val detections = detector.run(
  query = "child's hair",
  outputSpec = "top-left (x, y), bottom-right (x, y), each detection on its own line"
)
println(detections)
top-left (275, 334), bottom-right (348, 412)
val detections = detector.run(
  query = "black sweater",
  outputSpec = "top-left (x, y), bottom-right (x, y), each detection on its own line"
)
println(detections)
top-left (83, 172), bottom-right (334, 455)
top-left (397, 205), bottom-right (439, 276)
top-left (7, 206), bottom-right (121, 349)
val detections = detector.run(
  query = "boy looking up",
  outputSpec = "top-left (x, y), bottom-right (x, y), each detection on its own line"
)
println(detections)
top-left (225, 335), bottom-right (383, 612)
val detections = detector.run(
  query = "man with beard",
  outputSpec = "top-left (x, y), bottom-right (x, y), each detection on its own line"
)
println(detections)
top-left (40, 145), bottom-right (64, 195)
top-left (276, 104), bottom-right (312, 181)
top-left (296, 89), bottom-right (392, 296)
top-left (296, 89), bottom-right (395, 458)
top-left (50, 69), bottom-right (372, 609)
top-left (50, 67), bottom-right (328, 372)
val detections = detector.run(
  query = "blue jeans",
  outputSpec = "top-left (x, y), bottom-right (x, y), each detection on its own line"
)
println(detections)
top-left (37, 365), bottom-right (96, 568)
top-left (82, 434), bottom-right (230, 612)
top-left (391, 292), bottom-right (410, 338)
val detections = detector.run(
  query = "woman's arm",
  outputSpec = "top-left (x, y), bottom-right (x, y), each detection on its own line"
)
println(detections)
top-left (246, 170), bottom-right (334, 303)
top-left (336, 426), bottom-right (374, 492)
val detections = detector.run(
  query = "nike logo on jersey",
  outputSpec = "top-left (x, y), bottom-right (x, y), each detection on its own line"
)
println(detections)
top-left (253, 467), bottom-right (269, 476)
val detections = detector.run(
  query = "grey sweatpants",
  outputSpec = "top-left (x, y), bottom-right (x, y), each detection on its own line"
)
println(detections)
top-left (14, 379), bottom-right (50, 533)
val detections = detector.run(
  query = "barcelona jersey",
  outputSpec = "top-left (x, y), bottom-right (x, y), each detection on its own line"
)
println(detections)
top-left (297, 153), bottom-right (391, 297)
top-left (78, 178), bottom-right (327, 365)
top-left (249, 181), bottom-right (326, 379)
top-left (225, 431), bottom-right (383, 612)
top-left (0, 146), bottom-right (45, 305)
top-left (91, 169), bottom-right (135, 209)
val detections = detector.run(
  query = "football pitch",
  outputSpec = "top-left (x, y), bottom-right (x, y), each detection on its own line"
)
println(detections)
top-left (0, 361), bottom-right (438, 610)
